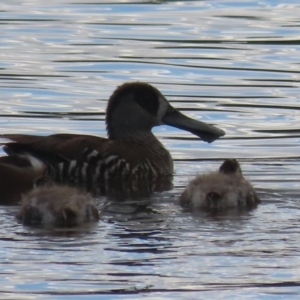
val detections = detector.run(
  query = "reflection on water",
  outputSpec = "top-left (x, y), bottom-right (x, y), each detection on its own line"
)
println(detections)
top-left (1, 0), bottom-right (300, 299)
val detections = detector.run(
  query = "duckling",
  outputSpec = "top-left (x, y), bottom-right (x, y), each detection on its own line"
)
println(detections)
top-left (17, 184), bottom-right (100, 227)
top-left (179, 159), bottom-right (260, 210)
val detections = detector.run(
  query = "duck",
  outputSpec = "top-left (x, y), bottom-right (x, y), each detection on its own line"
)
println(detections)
top-left (16, 184), bottom-right (100, 227)
top-left (179, 159), bottom-right (260, 211)
top-left (0, 82), bottom-right (225, 204)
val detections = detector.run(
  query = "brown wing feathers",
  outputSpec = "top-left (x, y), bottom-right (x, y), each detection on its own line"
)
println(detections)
top-left (1, 134), bottom-right (108, 161)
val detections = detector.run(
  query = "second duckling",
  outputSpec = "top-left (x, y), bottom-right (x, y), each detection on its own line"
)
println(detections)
top-left (17, 185), bottom-right (100, 227)
top-left (180, 159), bottom-right (260, 211)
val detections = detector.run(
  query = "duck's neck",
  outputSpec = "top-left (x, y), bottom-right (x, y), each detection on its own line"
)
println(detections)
top-left (109, 129), bottom-right (163, 149)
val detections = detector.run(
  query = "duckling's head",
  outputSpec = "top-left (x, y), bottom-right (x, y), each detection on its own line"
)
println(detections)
top-left (219, 159), bottom-right (242, 175)
top-left (180, 158), bottom-right (260, 211)
top-left (106, 82), bottom-right (225, 143)
top-left (17, 185), bottom-right (100, 227)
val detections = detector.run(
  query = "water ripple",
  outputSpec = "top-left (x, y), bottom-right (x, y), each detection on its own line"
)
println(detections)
top-left (1, 0), bottom-right (300, 299)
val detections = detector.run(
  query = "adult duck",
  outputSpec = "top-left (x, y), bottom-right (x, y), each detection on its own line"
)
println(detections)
top-left (0, 82), bottom-right (225, 203)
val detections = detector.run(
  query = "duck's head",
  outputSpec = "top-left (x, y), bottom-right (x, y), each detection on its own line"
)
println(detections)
top-left (106, 82), bottom-right (225, 143)
top-left (219, 159), bottom-right (242, 175)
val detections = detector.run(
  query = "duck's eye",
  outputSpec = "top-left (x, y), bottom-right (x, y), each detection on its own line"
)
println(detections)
top-left (134, 90), bottom-right (159, 116)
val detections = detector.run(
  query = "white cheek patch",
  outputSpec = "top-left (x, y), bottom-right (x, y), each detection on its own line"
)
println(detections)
top-left (22, 155), bottom-right (46, 172)
top-left (157, 96), bottom-right (169, 124)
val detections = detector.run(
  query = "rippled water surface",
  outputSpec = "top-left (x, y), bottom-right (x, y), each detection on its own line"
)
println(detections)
top-left (1, 0), bottom-right (300, 298)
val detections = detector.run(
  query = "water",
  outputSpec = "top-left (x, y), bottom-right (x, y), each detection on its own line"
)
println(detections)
top-left (1, 0), bottom-right (300, 298)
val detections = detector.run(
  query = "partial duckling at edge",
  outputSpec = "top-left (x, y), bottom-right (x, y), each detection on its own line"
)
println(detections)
top-left (17, 184), bottom-right (100, 227)
top-left (179, 159), bottom-right (260, 211)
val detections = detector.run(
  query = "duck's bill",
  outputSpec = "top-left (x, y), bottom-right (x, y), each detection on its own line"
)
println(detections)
top-left (162, 106), bottom-right (225, 143)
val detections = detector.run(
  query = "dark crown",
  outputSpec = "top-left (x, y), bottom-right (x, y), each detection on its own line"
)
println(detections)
top-left (106, 82), bottom-right (160, 128)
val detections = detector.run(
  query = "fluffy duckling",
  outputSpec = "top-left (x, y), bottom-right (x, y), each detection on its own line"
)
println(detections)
top-left (17, 184), bottom-right (100, 227)
top-left (180, 159), bottom-right (260, 211)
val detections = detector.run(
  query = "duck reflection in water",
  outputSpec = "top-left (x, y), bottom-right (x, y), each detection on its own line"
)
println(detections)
top-left (0, 82), bottom-right (225, 204)
top-left (180, 159), bottom-right (260, 211)
top-left (17, 179), bottom-right (100, 227)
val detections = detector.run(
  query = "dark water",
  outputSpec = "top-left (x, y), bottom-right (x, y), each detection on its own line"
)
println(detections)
top-left (1, 0), bottom-right (300, 298)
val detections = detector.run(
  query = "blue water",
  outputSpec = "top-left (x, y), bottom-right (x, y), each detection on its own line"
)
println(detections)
top-left (1, 0), bottom-right (300, 298)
